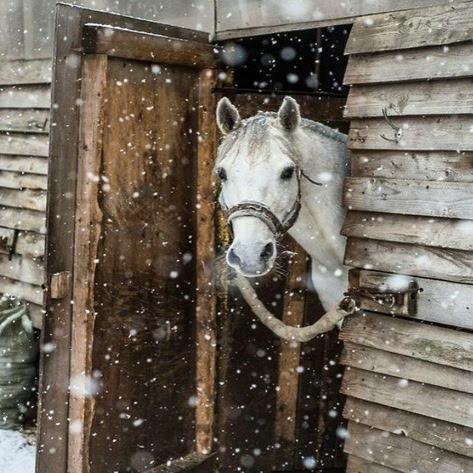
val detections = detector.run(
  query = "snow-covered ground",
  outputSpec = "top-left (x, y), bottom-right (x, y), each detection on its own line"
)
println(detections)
top-left (0, 430), bottom-right (35, 473)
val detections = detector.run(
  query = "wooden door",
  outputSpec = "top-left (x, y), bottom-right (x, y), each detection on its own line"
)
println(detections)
top-left (38, 5), bottom-right (217, 473)
top-left (340, 2), bottom-right (473, 472)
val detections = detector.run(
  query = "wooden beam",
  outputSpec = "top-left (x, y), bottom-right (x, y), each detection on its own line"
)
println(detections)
top-left (344, 177), bottom-right (473, 219)
top-left (0, 155), bottom-right (48, 175)
top-left (0, 207), bottom-right (45, 232)
top-left (0, 59), bottom-right (52, 85)
top-left (342, 211), bottom-right (473, 251)
top-left (0, 254), bottom-right (44, 285)
top-left (0, 85), bottom-right (50, 108)
top-left (0, 187), bottom-right (46, 211)
top-left (346, 2), bottom-right (473, 55)
top-left (348, 116), bottom-right (473, 151)
top-left (83, 25), bottom-right (215, 68)
top-left (350, 150), bottom-right (473, 182)
top-left (195, 68), bottom-right (218, 455)
top-left (345, 79), bottom-right (473, 118)
top-left (0, 275), bottom-right (43, 305)
top-left (0, 109), bottom-right (49, 133)
top-left (0, 170), bottom-right (47, 190)
top-left (340, 311), bottom-right (473, 373)
top-left (344, 398), bottom-right (473, 458)
top-left (349, 269), bottom-right (473, 330)
top-left (342, 368), bottom-right (473, 429)
top-left (345, 421), bottom-right (473, 472)
top-left (344, 237), bottom-right (473, 284)
top-left (0, 133), bottom-right (48, 156)
top-left (345, 42), bottom-right (473, 85)
top-left (341, 342), bottom-right (473, 394)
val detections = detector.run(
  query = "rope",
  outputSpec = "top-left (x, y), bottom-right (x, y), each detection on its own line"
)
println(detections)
top-left (233, 274), bottom-right (358, 343)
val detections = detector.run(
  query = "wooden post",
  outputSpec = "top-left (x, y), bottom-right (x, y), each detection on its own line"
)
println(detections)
top-left (195, 68), bottom-right (218, 454)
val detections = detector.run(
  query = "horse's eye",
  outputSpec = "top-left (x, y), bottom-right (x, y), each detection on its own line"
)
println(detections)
top-left (280, 166), bottom-right (295, 180)
top-left (217, 167), bottom-right (227, 181)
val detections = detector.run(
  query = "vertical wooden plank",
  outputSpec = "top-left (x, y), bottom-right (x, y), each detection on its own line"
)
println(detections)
top-left (274, 240), bottom-right (306, 470)
top-left (195, 67), bottom-right (218, 455)
top-left (67, 54), bottom-right (107, 473)
top-left (37, 6), bottom-right (83, 473)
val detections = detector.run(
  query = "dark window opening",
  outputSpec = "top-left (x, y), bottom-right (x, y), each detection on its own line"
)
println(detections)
top-left (219, 25), bottom-right (351, 97)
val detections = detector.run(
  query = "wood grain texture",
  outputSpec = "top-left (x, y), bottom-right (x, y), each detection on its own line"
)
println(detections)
top-left (0, 109), bottom-right (49, 133)
top-left (344, 42), bottom-right (473, 85)
top-left (344, 398), bottom-right (473, 458)
top-left (342, 211), bottom-right (473, 251)
top-left (350, 150), bottom-right (473, 182)
top-left (215, 0), bottom-right (453, 39)
top-left (0, 254), bottom-right (43, 285)
top-left (0, 59), bottom-right (52, 85)
top-left (0, 170), bottom-right (47, 190)
top-left (0, 155), bottom-right (48, 175)
top-left (341, 342), bottom-right (473, 394)
top-left (84, 25), bottom-right (215, 67)
top-left (345, 421), bottom-right (473, 473)
top-left (0, 275), bottom-right (43, 305)
top-left (0, 133), bottom-right (48, 156)
top-left (348, 116), bottom-right (473, 151)
top-left (350, 269), bottom-right (473, 329)
top-left (340, 311), bottom-right (473, 372)
top-left (0, 84), bottom-right (50, 108)
top-left (345, 237), bottom-right (473, 283)
top-left (67, 54), bottom-right (107, 473)
top-left (345, 79), bottom-right (473, 117)
top-left (346, 2), bottom-right (473, 54)
top-left (0, 187), bottom-right (46, 211)
top-left (347, 455), bottom-right (403, 473)
top-left (342, 368), bottom-right (473, 429)
top-left (15, 231), bottom-right (45, 257)
top-left (344, 177), bottom-right (473, 219)
top-left (195, 68), bottom-right (218, 455)
top-left (0, 207), bottom-right (45, 232)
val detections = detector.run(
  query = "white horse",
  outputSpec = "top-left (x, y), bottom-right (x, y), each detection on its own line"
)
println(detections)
top-left (215, 96), bottom-right (350, 311)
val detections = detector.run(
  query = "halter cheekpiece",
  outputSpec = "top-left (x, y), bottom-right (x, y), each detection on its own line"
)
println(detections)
top-left (222, 169), bottom-right (303, 239)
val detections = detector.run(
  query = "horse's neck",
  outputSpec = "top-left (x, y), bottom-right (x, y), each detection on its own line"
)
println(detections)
top-left (288, 125), bottom-right (350, 307)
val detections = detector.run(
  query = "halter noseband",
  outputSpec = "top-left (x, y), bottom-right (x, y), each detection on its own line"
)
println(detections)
top-left (222, 169), bottom-right (303, 239)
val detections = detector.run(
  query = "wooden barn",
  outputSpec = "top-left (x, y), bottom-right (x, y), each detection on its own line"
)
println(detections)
top-left (1, 1), bottom-right (473, 472)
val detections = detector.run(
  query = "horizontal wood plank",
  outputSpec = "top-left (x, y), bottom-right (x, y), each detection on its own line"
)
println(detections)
top-left (345, 42), bottom-right (473, 85)
top-left (0, 187), bottom-right (46, 211)
top-left (0, 171), bottom-right (47, 190)
top-left (345, 421), bottom-right (473, 473)
top-left (342, 368), bottom-right (473, 429)
top-left (344, 177), bottom-right (473, 219)
top-left (345, 237), bottom-right (473, 284)
top-left (348, 116), bottom-right (473, 151)
top-left (342, 211), bottom-right (473, 251)
top-left (341, 342), bottom-right (473, 394)
top-left (347, 456), bottom-right (401, 473)
top-left (340, 311), bottom-right (473, 372)
top-left (0, 109), bottom-right (49, 133)
top-left (346, 2), bottom-right (473, 55)
top-left (0, 275), bottom-right (43, 305)
top-left (16, 231), bottom-right (45, 257)
top-left (345, 79), bottom-right (473, 117)
top-left (344, 398), bottom-right (473, 458)
top-left (0, 207), bottom-right (45, 232)
top-left (0, 85), bottom-right (50, 108)
top-left (0, 59), bottom-right (52, 85)
top-left (0, 133), bottom-right (49, 156)
top-left (84, 25), bottom-right (216, 68)
top-left (352, 269), bottom-right (473, 329)
top-left (0, 155), bottom-right (48, 175)
top-left (0, 254), bottom-right (44, 285)
top-left (350, 150), bottom-right (473, 182)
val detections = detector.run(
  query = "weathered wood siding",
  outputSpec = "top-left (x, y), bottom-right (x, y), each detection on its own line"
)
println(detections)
top-left (215, 0), bottom-right (471, 39)
top-left (0, 59), bottom-right (51, 327)
top-left (341, 2), bottom-right (473, 471)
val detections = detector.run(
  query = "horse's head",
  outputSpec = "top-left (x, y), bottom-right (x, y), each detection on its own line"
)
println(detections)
top-left (215, 96), bottom-right (302, 277)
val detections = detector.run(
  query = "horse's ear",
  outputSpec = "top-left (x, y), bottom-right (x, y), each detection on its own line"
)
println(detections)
top-left (277, 96), bottom-right (300, 131)
top-left (217, 97), bottom-right (241, 134)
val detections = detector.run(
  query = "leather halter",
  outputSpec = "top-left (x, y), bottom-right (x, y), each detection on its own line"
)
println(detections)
top-left (222, 169), bottom-right (302, 239)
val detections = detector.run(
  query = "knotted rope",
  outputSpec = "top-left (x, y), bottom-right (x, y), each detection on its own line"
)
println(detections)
top-left (233, 274), bottom-right (358, 342)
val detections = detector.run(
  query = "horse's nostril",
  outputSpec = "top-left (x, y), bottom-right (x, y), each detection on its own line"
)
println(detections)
top-left (260, 242), bottom-right (275, 261)
top-left (228, 248), bottom-right (241, 266)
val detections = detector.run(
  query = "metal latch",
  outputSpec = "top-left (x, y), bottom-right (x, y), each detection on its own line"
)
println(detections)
top-left (348, 269), bottom-right (418, 317)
